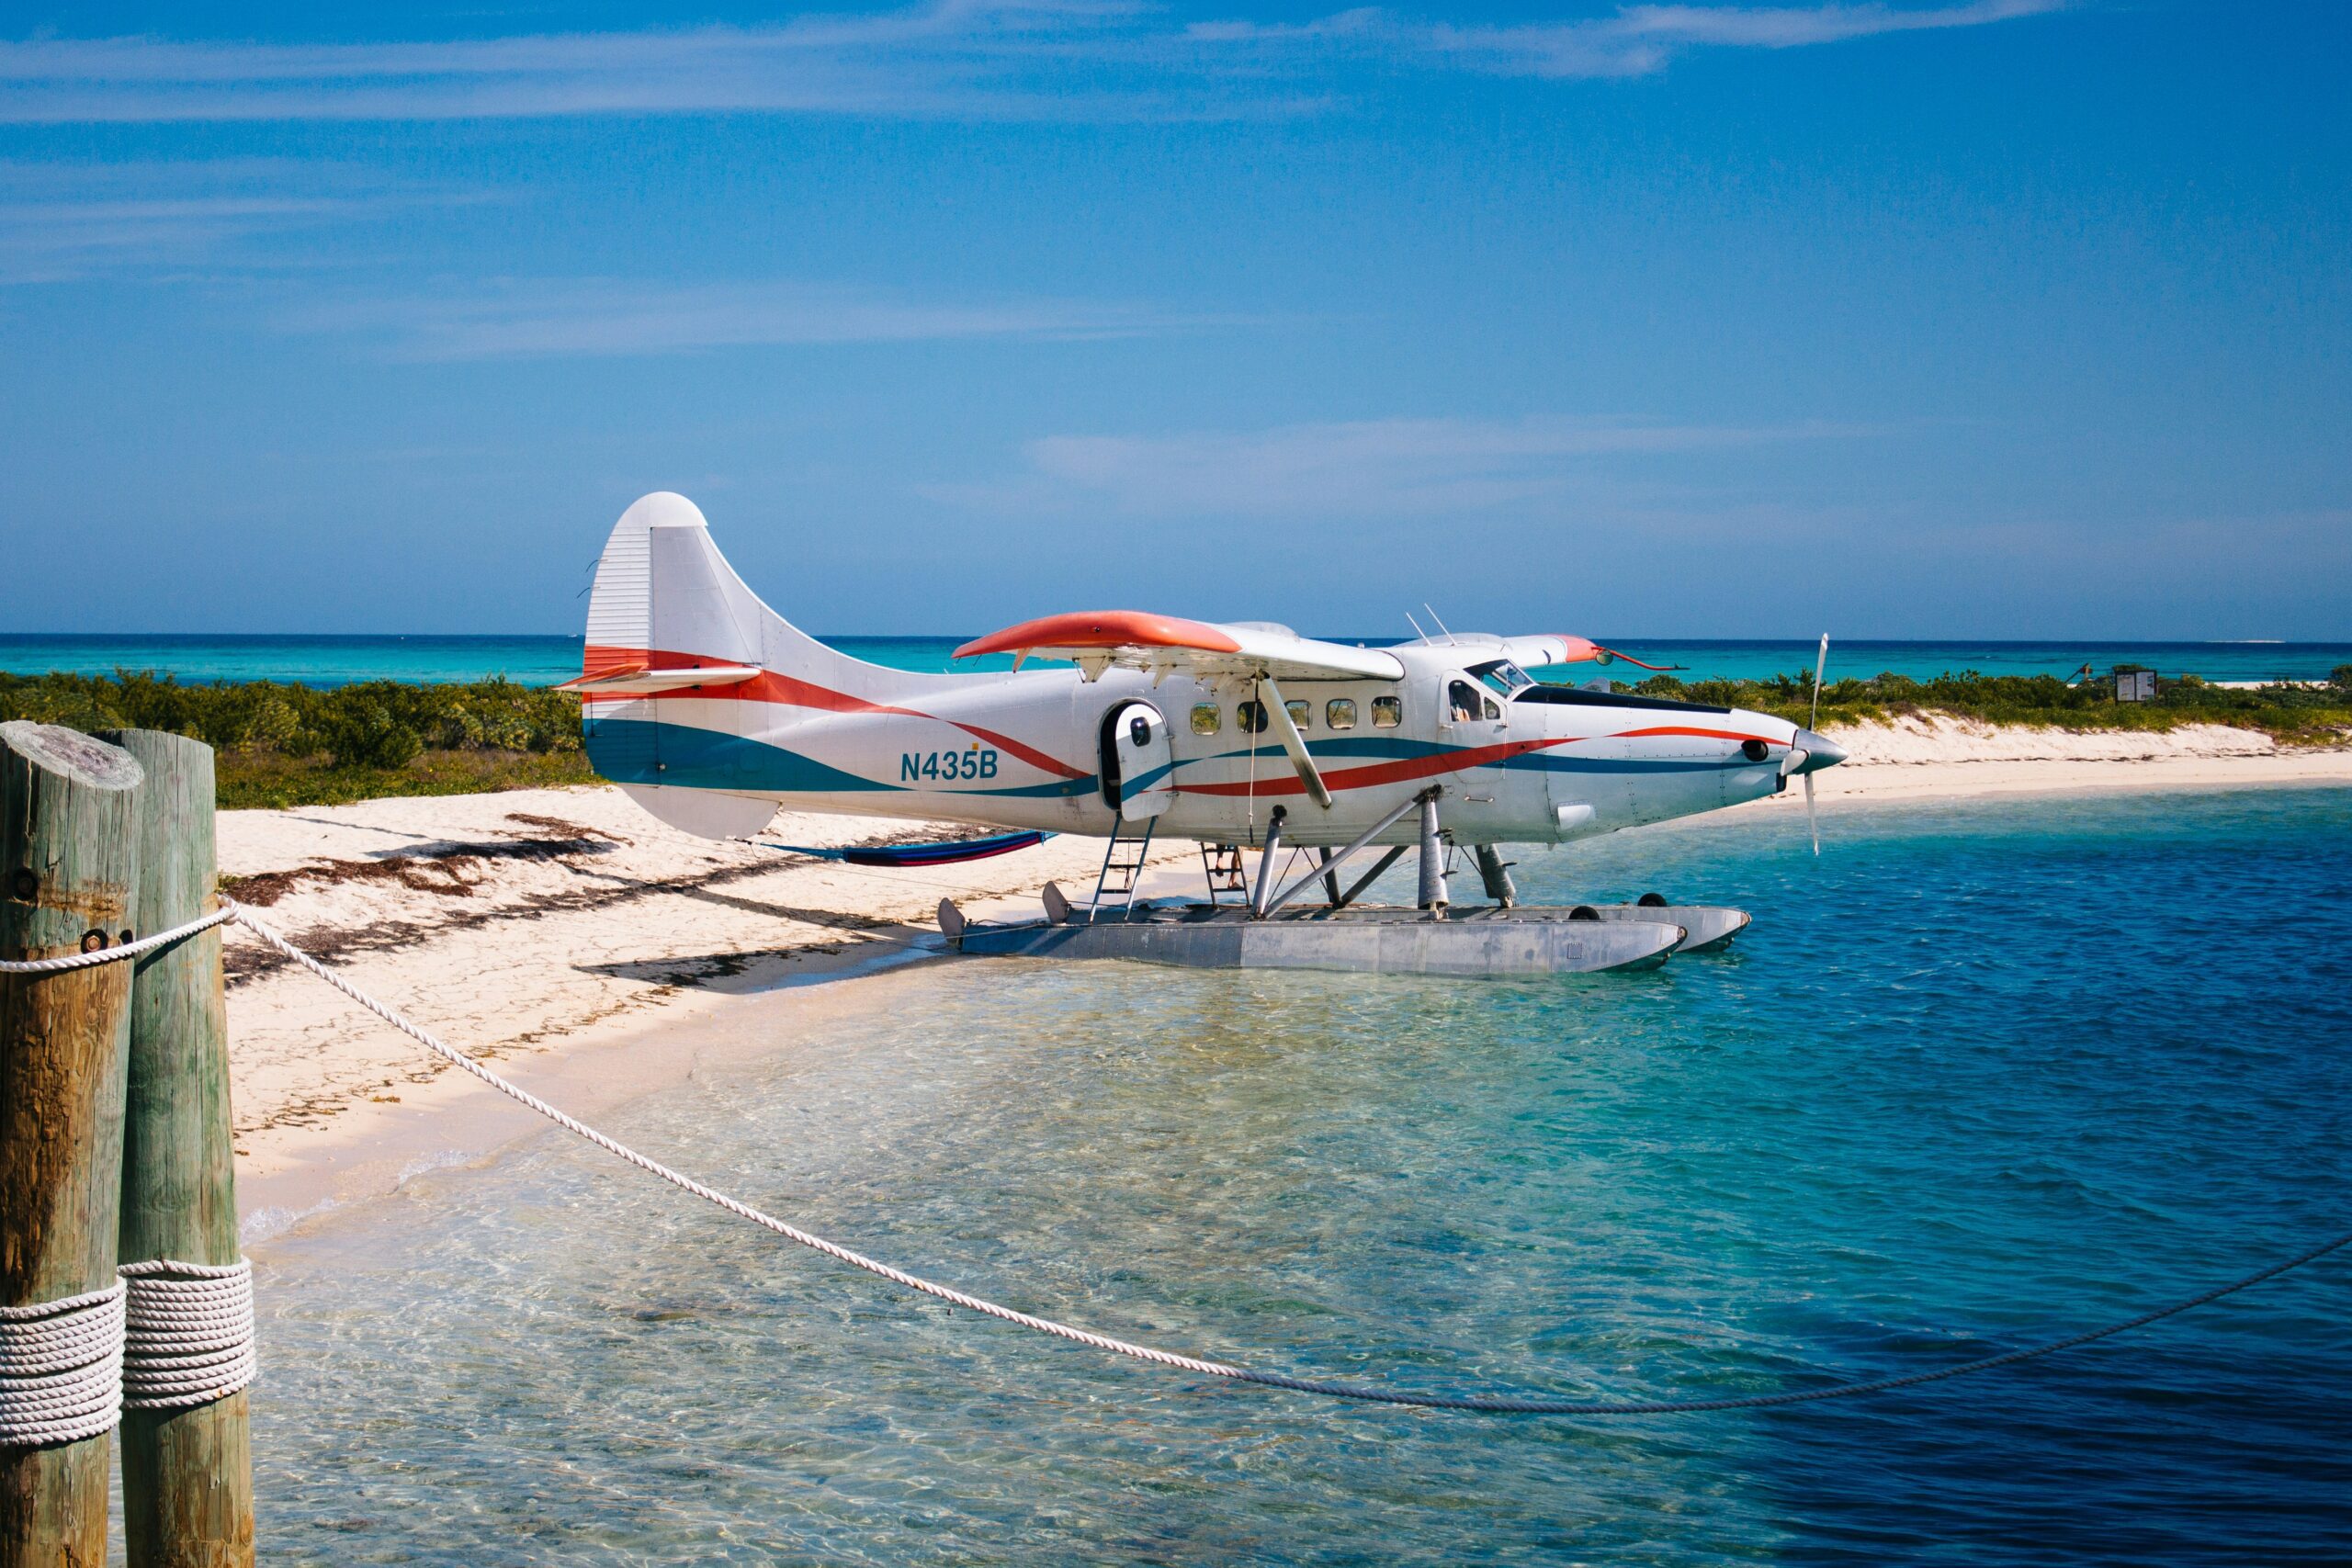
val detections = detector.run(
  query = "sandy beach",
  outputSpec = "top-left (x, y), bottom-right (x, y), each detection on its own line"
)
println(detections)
top-left (225, 721), bottom-right (2351, 1234)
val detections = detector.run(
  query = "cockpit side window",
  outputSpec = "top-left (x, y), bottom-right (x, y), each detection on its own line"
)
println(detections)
top-left (1448, 679), bottom-right (1484, 723)
top-left (1468, 660), bottom-right (1533, 697)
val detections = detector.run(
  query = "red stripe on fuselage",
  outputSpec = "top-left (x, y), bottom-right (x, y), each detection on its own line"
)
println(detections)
top-left (576, 645), bottom-right (1089, 780)
top-left (1174, 728), bottom-right (1778, 799)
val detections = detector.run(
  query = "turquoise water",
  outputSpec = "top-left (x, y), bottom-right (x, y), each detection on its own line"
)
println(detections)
top-left (245, 789), bottom-right (2352, 1564)
top-left (6, 633), bottom-right (2349, 688)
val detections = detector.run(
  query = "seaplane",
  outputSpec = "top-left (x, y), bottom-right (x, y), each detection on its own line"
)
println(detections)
top-left (562, 492), bottom-right (1846, 976)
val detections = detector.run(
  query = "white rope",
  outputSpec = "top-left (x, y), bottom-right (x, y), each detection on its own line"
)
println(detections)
top-left (0, 904), bottom-right (235, 976)
top-left (119, 1259), bottom-right (256, 1410)
top-left (0, 1285), bottom-right (124, 1448)
top-left (215, 896), bottom-right (2352, 1414)
top-left (219, 898), bottom-right (1254, 1381)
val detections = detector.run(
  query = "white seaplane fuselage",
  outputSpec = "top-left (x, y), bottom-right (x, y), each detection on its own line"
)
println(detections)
top-left (588, 649), bottom-right (1816, 848)
top-left (574, 495), bottom-right (1842, 851)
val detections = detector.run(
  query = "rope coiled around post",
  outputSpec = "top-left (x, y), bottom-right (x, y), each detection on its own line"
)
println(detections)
top-left (0, 1285), bottom-right (126, 1448)
top-left (119, 1259), bottom-right (256, 1411)
top-left (4, 908), bottom-right (258, 1441)
top-left (214, 896), bottom-right (2350, 1416)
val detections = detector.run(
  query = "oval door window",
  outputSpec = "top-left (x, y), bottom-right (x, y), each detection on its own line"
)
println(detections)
top-left (1101, 700), bottom-right (1175, 820)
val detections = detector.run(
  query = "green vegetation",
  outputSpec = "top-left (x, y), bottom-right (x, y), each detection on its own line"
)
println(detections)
top-left (0, 672), bottom-right (593, 809)
top-left (1621, 664), bottom-right (2352, 743)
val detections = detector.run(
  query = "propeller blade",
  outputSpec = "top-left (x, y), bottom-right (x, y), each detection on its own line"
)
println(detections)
top-left (1811, 633), bottom-right (1829, 732)
top-left (1805, 770), bottom-right (1819, 856)
top-left (1780, 747), bottom-right (1810, 781)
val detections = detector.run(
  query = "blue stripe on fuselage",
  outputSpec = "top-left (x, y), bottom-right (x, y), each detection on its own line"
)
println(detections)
top-left (584, 718), bottom-right (1095, 797)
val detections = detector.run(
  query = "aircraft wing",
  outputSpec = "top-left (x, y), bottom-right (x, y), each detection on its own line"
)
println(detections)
top-left (955, 612), bottom-right (1406, 683)
top-left (1492, 635), bottom-right (1679, 671)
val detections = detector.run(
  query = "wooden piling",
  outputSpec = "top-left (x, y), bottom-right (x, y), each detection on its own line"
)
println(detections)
top-left (103, 731), bottom-right (253, 1568)
top-left (0, 722), bottom-right (144, 1567)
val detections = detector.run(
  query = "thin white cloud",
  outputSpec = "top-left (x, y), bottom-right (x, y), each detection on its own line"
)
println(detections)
top-left (939, 414), bottom-right (1862, 517)
top-left (1420, 1), bottom-right (2072, 76)
top-left (287, 276), bottom-right (1222, 359)
top-left (1194, 2), bottom-right (2067, 80)
top-left (0, 160), bottom-right (451, 282)
top-left (0, 2), bottom-right (2073, 123)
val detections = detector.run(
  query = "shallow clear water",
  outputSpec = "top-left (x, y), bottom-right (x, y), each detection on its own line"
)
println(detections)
top-left (7, 633), bottom-right (2349, 688)
top-left (246, 789), bottom-right (2352, 1564)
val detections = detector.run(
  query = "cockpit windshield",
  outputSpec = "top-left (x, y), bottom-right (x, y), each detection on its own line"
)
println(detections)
top-left (1466, 660), bottom-right (1534, 697)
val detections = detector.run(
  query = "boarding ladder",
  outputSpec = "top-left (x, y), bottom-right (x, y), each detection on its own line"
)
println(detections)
top-left (1200, 842), bottom-right (1249, 906)
top-left (1086, 816), bottom-right (1156, 924)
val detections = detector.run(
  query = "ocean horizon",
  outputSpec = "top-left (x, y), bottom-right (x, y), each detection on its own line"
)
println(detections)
top-left (6, 633), bottom-right (2347, 689)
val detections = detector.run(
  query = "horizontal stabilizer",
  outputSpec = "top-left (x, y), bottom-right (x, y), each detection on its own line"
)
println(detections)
top-left (763, 829), bottom-right (1053, 867)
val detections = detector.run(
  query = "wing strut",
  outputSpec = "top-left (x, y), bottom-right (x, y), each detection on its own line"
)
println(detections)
top-left (1256, 675), bottom-right (1332, 808)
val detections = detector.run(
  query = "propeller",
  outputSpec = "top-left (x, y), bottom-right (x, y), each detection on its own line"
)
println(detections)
top-left (1780, 635), bottom-right (1830, 854)
top-left (1805, 634), bottom-right (1827, 855)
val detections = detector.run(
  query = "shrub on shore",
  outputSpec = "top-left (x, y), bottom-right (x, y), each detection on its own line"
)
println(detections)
top-left (0, 671), bottom-right (593, 808)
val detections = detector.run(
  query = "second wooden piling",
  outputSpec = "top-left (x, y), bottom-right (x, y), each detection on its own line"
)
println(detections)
top-left (104, 729), bottom-right (254, 1568)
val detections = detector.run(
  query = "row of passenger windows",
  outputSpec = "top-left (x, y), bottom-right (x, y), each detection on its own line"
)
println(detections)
top-left (1191, 695), bottom-right (1403, 735)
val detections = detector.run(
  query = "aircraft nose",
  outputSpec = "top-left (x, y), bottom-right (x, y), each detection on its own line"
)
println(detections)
top-left (1791, 728), bottom-right (1848, 773)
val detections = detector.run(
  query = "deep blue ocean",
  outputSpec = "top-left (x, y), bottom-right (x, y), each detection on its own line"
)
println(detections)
top-left (248, 787), bottom-right (2352, 1565)
top-left (6, 633), bottom-right (2350, 688)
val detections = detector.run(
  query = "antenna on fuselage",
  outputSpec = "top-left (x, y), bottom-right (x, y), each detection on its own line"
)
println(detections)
top-left (1422, 604), bottom-right (1454, 645)
top-left (1404, 610), bottom-right (1430, 644)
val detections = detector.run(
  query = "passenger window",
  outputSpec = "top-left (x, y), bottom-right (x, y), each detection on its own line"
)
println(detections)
top-left (1237, 700), bottom-right (1269, 734)
top-left (1372, 695), bottom-right (1402, 728)
top-left (1191, 703), bottom-right (1220, 736)
top-left (1326, 698), bottom-right (1357, 730)
top-left (1285, 699), bottom-right (1311, 730)
top-left (1448, 680), bottom-right (1482, 723)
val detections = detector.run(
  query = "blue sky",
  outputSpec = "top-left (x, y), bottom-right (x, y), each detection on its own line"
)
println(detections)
top-left (3, 2), bottom-right (2346, 638)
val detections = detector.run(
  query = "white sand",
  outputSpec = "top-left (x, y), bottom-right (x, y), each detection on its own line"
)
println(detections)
top-left (1746, 716), bottom-right (2352, 809)
top-left (224, 728), bottom-right (2349, 1232)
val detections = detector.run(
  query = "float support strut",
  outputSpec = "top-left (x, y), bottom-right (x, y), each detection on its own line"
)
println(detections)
top-left (1474, 844), bottom-right (1517, 908)
top-left (1334, 848), bottom-right (1408, 911)
top-left (1418, 792), bottom-right (1449, 918)
top-left (1258, 790), bottom-right (1427, 919)
top-left (1250, 807), bottom-right (1288, 918)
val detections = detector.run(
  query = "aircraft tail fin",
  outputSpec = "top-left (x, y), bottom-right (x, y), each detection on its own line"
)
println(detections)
top-left (582, 491), bottom-right (844, 687)
top-left (575, 491), bottom-right (929, 837)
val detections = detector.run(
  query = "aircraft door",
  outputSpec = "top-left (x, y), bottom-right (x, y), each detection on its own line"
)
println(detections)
top-left (1438, 673), bottom-right (1508, 761)
top-left (1102, 700), bottom-right (1175, 820)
